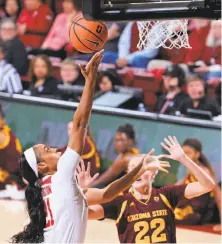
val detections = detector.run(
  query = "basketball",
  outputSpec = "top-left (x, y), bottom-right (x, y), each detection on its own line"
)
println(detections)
top-left (69, 16), bottom-right (108, 54)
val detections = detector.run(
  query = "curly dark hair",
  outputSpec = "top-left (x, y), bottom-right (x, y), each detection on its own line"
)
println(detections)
top-left (117, 124), bottom-right (136, 142)
top-left (11, 154), bottom-right (46, 243)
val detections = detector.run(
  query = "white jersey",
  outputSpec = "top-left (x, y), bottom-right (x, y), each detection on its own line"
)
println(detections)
top-left (41, 147), bottom-right (88, 243)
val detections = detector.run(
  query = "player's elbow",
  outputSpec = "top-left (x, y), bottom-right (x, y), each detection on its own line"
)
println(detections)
top-left (206, 180), bottom-right (216, 192)
top-left (101, 189), bottom-right (117, 204)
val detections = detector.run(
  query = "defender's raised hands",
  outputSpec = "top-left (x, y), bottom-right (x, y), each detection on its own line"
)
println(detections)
top-left (139, 148), bottom-right (171, 173)
top-left (76, 160), bottom-right (99, 189)
top-left (159, 136), bottom-right (185, 161)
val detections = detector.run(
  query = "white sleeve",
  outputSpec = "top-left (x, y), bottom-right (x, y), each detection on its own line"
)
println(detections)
top-left (51, 148), bottom-right (81, 198)
top-left (57, 147), bottom-right (80, 180)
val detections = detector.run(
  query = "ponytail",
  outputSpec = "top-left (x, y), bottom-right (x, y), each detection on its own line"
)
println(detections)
top-left (199, 153), bottom-right (214, 175)
top-left (12, 154), bottom-right (46, 243)
top-left (183, 138), bottom-right (215, 176)
top-left (12, 185), bottom-right (46, 243)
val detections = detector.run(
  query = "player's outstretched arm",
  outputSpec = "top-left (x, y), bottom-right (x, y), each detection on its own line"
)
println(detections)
top-left (77, 150), bottom-right (170, 206)
top-left (159, 136), bottom-right (215, 199)
top-left (88, 205), bottom-right (105, 220)
top-left (68, 50), bottom-right (104, 155)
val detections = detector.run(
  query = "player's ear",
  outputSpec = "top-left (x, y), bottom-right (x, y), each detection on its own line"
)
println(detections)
top-left (37, 162), bottom-right (48, 175)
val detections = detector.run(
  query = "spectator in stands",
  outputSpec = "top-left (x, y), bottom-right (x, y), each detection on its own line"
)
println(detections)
top-left (5, 0), bottom-right (22, 20)
top-left (193, 20), bottom-right (221, 81)
top-left (17, 0), bottom-right (53, 48)
top-left (28, 55), bottom-right (58, 97)
top-left (117, 22), bottom-right (158, 69)
top-left (96, 69), bottom-right (123, 93)
top-left (155, 64), bottom-right (188, 115)
top-left (29, 0), bottom-right (81, 59)
top-left (175, 138), bottom-right (221, 226)
top-left (0, 106), bottom-right (22, 190)
top-left (60, 57), bottom-right (84, 86)
top-left (100, 23), bottom-right (125, 64)
top-left (0, 18), bottom-right (28, 75)
top-left (60, 121), bottom-right (101, 178)
top-left (92, 124), bottom-right (140, 188)
top-left (179, 75), bottom-right (220, 118)
top-left (0, 41), bottom-right (23, 94)
top-left (58, 57), bottom-right (84, 101)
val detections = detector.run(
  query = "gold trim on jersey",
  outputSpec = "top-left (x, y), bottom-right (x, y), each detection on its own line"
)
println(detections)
top-left (15, 138), bottom-right (22, 154)
top-left (81, 136), bottom-right (96, 160)
top-left (130, 187), bottom-right (152, 206)
top-left (116, 200), bottom-right (128, 224)
top-left (81, 136), bottom-right (101, 168)
top-left (0, 125), bottom-right (10, 149)
top-left (131, 147), bottom-right (140, 155)
top-left (160, 194), bottom-right (173, 212)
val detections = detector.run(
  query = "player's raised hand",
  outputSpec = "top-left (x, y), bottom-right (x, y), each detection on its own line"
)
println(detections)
top-left (143, 155), bottom-right (171, 173)
top-left (158, 135), bottom-right (185, 161)
top-left (76, 160), bottom-right (99, 189)
top-left (142, 148), bottom-right (171, 173)
top-left (79, 50), bottom-right (104, 82)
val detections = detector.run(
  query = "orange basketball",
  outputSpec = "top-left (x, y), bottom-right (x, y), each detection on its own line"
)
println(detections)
top-left (69, 16), bottom-right (108, 54)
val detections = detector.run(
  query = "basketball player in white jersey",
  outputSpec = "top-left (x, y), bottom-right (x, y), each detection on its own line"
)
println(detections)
top-left (11, 50), bottom-right (171, 243)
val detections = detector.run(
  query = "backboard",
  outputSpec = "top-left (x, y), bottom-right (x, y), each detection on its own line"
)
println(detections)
top-left (82, 0), bottom-right (221, 21)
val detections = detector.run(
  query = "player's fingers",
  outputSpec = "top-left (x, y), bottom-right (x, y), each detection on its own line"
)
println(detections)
top-left (75, 168), bottom-right (79, 175)
top-left (164, 137), bottom-right (173, 147)
top-left (168, 135), bottom-right (175, 145)
top-left (147, 148), bottom-right (155, 156)
top-left (160, 142), bottom-right (171, 152)
top-left (87, 161), bottom-right (91, 174)
top-left (93, 54), bottom-right (103, 69)
top-left (86, 53), bottom-right (100, 69)
top-left (79, 64), bottom-right (87, 76)
top-left (173, 136), bottom-right (179, 145)
top-left (90, 50), bottom-right (104, 64)
top-left (157, 154), bottom-right (171, 160)
top-left (96, 55), bottom-right (104, 66)
top-left (81, 159), bottom-right (85, 172)
top-left (77, 164), bottom-right (81, 173)
top-left (159, 166), bottom-right (169, 173)
top-left (159, 161), bottom-right (171, 167)
top-left (92, 173), bottom-right (99, 181)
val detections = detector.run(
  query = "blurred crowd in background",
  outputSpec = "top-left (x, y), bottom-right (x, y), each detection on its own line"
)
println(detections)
top-left (0, 0), bottom-right (220, 119)
top-left (0, 0), bottom-right (221, 230)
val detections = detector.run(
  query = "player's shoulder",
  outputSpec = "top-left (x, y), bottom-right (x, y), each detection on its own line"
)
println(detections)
top-left (154, 184), bottom-right (187, 197)
top-left (111, 191), bottom-right (132, 205)
top-left (153, 185), bottom-right (177, 195)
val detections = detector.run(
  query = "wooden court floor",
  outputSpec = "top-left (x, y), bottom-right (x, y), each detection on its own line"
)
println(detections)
top-left (0, 200), bottom-right (221, 244)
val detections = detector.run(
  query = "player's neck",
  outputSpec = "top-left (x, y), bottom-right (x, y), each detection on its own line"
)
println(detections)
top-left (133, 185), bottom-right (152, 199)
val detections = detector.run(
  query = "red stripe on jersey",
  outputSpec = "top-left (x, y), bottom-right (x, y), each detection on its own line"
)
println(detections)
top-left (45, 198), bottom-right (54, 228)
top-left (41, 175), bottom-right (52, 187)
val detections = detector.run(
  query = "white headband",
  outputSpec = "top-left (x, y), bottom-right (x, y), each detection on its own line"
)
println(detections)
top-left (24, 147), bottom-right (38, 177)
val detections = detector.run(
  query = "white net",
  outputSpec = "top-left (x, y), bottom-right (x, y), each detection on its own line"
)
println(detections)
top-left (137, 19), bottom-right (191, 49)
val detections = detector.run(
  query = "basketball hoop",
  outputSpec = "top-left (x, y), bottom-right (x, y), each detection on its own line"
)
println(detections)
top-left (137, 19), bottom-right (191, 49)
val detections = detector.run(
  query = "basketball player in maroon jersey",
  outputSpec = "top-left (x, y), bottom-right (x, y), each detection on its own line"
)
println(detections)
top-left (77, 136), bottom-right (215, 243)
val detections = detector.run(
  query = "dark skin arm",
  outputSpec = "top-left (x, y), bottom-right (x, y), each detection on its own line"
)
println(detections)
top-left (68, 50), bottom-right (104, 154)
top-left (92, 155), bottom-right (129, 187)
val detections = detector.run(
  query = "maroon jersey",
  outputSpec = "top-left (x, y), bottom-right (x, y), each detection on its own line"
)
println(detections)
top-left (61, 135), bottom-right (101, 176)
top-left (102, 184), bottom-right (187, 243)
top-left (0, 125), bottom-right (22, 189)
top-left (174, 173), bottom-right (215, 225)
